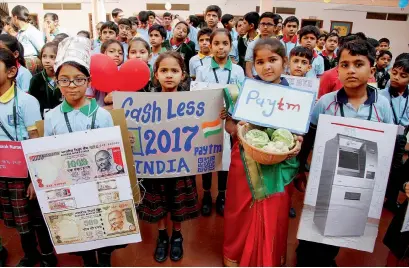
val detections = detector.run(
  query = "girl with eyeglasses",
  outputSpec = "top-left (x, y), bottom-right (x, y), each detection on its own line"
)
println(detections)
top-left (44, 36), bottom-right (123, 267)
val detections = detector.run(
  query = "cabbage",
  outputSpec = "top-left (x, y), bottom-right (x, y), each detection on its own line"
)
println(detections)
top-left (245, 129), bottom-right (270, 148)
top-left (263, 141), bottom-right (290, 153)
top-left (271, 128), bottom-right (295, 149)
top-left (264, 128), bottom-right (275, 139)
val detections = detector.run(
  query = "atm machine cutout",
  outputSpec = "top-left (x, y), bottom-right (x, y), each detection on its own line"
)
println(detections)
top-left (314, 134), bottom-right (378, 237)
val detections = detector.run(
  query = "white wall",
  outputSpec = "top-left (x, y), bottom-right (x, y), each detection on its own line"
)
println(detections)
top-left (5, 0), bottom-right (409, 57)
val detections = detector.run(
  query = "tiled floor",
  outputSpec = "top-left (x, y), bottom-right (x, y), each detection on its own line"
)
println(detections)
top-left (0, 174), bottom-right (401, 267)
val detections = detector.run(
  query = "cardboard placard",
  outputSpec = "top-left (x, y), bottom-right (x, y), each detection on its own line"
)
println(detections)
top-left (232, 78), bottom-right (316, 134)
top-left (35, 109), bottom-right (140, 203)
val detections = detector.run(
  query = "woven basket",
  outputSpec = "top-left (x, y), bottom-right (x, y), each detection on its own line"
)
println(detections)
top-left (237, 123), bottom-right (299, 165)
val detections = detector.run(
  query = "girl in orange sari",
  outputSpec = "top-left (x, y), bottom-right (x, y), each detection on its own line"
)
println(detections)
top-left (223, 38), bottom-right (302, 267)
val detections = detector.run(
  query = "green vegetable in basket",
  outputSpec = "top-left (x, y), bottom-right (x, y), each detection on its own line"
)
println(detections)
top-left (263, 141), bottom-right (290, 153)
top-left (264, 127), bottom-right (275, 139)
top-left (245, 129), bottom-right (270, 148)
top-left (271, 128), bottom-right (295, 149)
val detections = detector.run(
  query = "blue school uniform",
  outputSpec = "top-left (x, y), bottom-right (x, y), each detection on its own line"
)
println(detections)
top-left (196, 57), bottom-right (245, 85)
top-left (188, 25), bottom-right (199, 52)
top-left (244, 38), bottom-right (261, 76)
top-left (379, 86), bottom-right (409, 127)
top-left (137, 28), bottom-right (150, 44)
top-left (229, 40), bottom-right (239, 63)
top-left (16, 66), bottom-right (32, 92)
top-left (189, 53), bottom-right (212, 79)
top-left (44, 98), bottom-right (113, 136)
top-left (0, 84), bottom-right (41, 141)
top-left (280, 39), bottom-right (299, 59)
top-left (306, 53), bottom-right (325, 79)
top-left (311, 86), bottom-right (393, 125)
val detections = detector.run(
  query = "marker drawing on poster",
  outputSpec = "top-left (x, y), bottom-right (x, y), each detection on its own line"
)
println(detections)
top-left (114, 90), bottom-right (225, 178)
top-left (232, 79), bottom-right (316, 134)
top-left (297, 114), bottom-right (398, 252)
top-left (21, 127), bottom-right (141, 254)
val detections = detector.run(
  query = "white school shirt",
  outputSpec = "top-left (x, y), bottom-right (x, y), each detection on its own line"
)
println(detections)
top-left (44, 98), bottom-right (114, 136)
top-left (379, 86), bottom-right (409, 126)
top-left (189, 53), bottom-right (212, 78)
top-left (196, 57), bottom-right (245, 85)
top-left (0, 84), bottom-right (41, 141)
top-left (16, 66), bottom-right (32, 92)
top-left (17, 24), bottom-right (45, 57)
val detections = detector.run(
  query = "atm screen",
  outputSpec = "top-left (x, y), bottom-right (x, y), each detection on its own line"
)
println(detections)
top-left (338, 150), bottom-right (359, 170)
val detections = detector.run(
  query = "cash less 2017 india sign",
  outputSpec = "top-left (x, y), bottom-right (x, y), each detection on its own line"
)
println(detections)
top-left (114, 90), bottom-right (225, 178)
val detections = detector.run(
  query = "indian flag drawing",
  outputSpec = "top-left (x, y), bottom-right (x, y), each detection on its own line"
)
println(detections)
top-left (202, 119), bottom-right (222, 138)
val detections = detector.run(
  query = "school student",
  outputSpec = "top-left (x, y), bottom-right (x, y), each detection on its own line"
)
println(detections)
top-left (205, 5), bottom-right (222, 31)
top-left (245, 12), bottom-right (281, 78)
top-left (295, 39), bottom-right (394, 267)
top-left (298, 26), bottom-right (325, 78)
top-left (87, 39), bottom-right (124, 108)
top-left (315, 32), bottom-right (326, 52)
top-left (186, 15), bottom-right (200, 52)
top-left (43, 13), bottom-right (65, 43)
top-left (147, 10), bottom-right (156, 27)
top-left (0, 34), bottom-right (32, 92)
top-left (320, 33), bottom-right (339, 71)
top-left (289, 46), bottom-right (313, 77)
top-left (112, 8), bottom-right (124, 25)
top-left (162, 21), bottom-right (195, 74)
top-left (223, 38), bottom-right (302, 267)
top-left (44, 36), bottom-right (121, 266)
top-left (29, 42), bottom-right (62, 118)
top-left (93, 21), bottom-right (119, 54)
top-left (137, 11), bottom-right (150, 44)
top-left (280, 16), bottom-right (300, 58)
top-left (375, 50), bottom-right (393, 90)
top-left (189, 27), bottom-right (212, 80)
top-left (0, 47), bottom-right (57, 267)
top-left (128, 37), bottom-right (155, 92)
top-left (11, 5), bottom-right (45, 74)
top-left (138, 51), bottom-right (200, 263)
top-left (378, 37), bottom-right (391, 52)
top-left (379, 57), bottom-right (409, 215)
top-left (230, 11), bottom-right (259, 69)
top-left (222, 14), bottom-right (238, 42)
top-left (196, 29), bottom-right (244, 217)
top-left (117, 18), bottom-right (132, 60)
top-left (162, 12), bottom-right (173, 40)
top-left (149, 24), bottom-right (167, 67)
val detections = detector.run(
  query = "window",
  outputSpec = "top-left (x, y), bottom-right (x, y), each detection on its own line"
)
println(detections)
top-left (146, 3), bottom-right (189, 11)
top-left (43, 3), bottom-right (81, 10)
top-left (366, 12), bottom-right (387, 20)
top-left (366, 12), bottom-right (408, 21)
top-left (273, 7), bottom-right (296, 15)
top-left (387, 13), bottom-right (408, 21)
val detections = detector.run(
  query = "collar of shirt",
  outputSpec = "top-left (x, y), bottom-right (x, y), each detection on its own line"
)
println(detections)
top-left (243, 33), bottom-right (259, 44)
top-left (254, 76), bottom-right (289, 86)
top-left (0, 83), bottom-right (15, 104)
top-left (282, 35), bottom-right (298, 43)
top-left (321, 50), bottom-right (337, 58)
top-left (198, 52), bottom-right (211, 59)
top-left (389, 86), bottom-right (409, 98)
top-left (60, 98), bottom-right (98, 117)
top-left (312, 49), bottom-right (319, 59)
top-left (211, 57), bottom-right (233, 71)
top-left (19, 23), bottom-right (29, 33)
top-left (336, 85), bottom-right (377, 105)
top-left (165, 26), bottom-right (172, 32)
top-left (170, 38), bottom-right (185, 47)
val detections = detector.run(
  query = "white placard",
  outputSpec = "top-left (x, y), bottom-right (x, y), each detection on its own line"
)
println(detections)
top-left (22, 127), bottom-right (141, 254)
top-left (232, 78), bottom-right (316, 134)
top-left (297, 114), bottom-right (398, 252)
top-left (282, 75), bottom-right (320, 96)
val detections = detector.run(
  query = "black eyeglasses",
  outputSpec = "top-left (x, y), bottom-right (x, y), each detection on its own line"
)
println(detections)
top-left (259, 22), bottom-right (276, 28)
top-left (56, 77), bottom-right (89, 87)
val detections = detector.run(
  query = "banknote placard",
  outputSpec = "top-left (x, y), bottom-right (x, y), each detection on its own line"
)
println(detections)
top-left (45, 200), bottom-right (138, 245)
top-left (21, 127), bottom-right (142, 253)
top-left (26, 141), bottom-right (126, 191)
